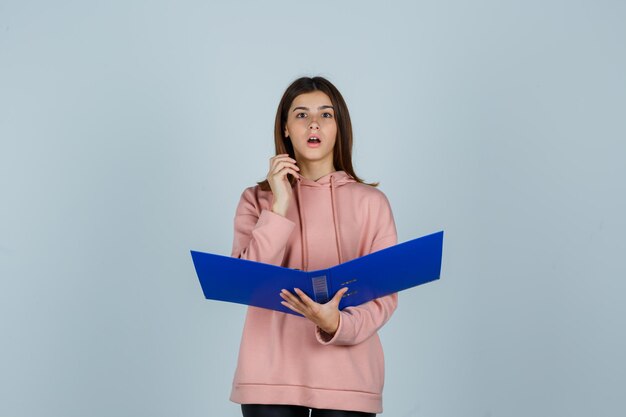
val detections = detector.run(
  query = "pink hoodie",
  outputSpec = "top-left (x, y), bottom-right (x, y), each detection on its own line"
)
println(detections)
top-left (229, 170), bottom-right (398, 414)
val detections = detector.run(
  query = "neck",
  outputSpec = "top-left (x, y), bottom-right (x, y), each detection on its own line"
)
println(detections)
top-left (298, 159), bottom-right (336, 181)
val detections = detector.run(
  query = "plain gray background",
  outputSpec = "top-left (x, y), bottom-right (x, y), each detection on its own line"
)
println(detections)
top-left (1, 1), bottom-right (625, 416)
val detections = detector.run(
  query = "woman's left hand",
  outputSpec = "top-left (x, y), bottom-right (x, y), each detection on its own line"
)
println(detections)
top-left (280, 287), bottom-right (349, 335)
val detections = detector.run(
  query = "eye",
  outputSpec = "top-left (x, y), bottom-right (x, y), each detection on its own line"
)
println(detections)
top-left (296, 112), bottom-right (307, 118)
top-left (322, 112), bottom-right (333, 118)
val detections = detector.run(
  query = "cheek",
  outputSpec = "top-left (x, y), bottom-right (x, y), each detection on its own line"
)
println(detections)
top-left (324, 119), bottom-right (337, 132)
top-left (287, 119), bottom-right (305, 130)
top-left (326, 133), bottom-right (337, 149)
top-left (329, 124), bottom-right (338, 141)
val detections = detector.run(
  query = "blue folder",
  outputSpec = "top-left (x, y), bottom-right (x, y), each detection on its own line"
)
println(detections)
top-left (191, 230), bottom-right (443, 316)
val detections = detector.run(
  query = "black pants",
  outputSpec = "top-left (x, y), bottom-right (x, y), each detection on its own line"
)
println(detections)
top-left (241, 404), bottom-right (376, 417)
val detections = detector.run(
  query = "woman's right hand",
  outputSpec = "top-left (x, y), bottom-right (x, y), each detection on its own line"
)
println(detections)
top-left (266, 154), bottom-right (299, 217)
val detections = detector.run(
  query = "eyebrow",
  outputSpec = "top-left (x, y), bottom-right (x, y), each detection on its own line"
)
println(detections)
top-left (292, 105), bottom-right (335, 112)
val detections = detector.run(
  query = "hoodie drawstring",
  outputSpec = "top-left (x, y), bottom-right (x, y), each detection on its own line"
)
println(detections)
top-left (296, 178), bottom-right (309, 271)
top-left (296, 174), bottom-right (344, 272)
top-left (330, 175), bottom-right (344, 264)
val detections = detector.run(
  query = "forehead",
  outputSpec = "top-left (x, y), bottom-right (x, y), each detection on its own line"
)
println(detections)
top-left (290, 91), bottom-right (333, 109)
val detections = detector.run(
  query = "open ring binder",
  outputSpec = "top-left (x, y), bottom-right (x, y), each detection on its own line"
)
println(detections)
top-left (191, 231), bottom-right (444, 316)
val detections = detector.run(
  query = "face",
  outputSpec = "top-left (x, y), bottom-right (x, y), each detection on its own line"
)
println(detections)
top-left (284, 90), bottom-right (337, 166)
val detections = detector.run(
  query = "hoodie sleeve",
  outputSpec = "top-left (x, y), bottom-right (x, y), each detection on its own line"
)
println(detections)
top-left (231, 187), bottom-right (296, 265)
top-left (316, 192), bottom-right (399, 346)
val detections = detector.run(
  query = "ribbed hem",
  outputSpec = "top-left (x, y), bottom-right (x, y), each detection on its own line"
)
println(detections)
top-left (230, 383), bottom-right (382, 414)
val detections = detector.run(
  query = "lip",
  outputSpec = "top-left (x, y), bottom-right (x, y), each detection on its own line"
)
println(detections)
top-left (307, 133), bottom-right (322, 148)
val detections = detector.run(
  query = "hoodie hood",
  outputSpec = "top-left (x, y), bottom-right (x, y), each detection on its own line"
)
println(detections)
top-left (294, 170), bottom-right (356, 271)
top-left (295, 170), bottom-right (356, 188)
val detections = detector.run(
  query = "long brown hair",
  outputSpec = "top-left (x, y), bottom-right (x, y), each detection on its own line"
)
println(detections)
top-left (257, 76), bottom-right (378, 190)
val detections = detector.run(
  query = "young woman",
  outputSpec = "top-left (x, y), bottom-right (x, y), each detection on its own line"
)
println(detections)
top-left (230, 76), bottom-right (398, 417)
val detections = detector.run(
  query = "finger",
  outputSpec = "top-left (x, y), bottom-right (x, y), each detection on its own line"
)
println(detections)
top-left (280, 290), bottom-right (306, 314)
top-left (294, 288), bottom-right (316, 306)
top-left (280, 289), bottom-right (304, 308)
top-left (270, 153), bottom-right (292, 160)
top-left (270, 155), bottom-right (297, 169)
top-left (267, 168), bottom-right (298, 188)
top-left (270, 155), bottom-right (297, 165)
top-left (273, 167), bottom-right (299, 181)
top-left (269, 165), bottom-right (299, 181)
top-left (280, 300), bottom-right (304, 315)
top-left (270, 161), bottom-right (300, 175)
top-left (330, 287), bottom-right (349, 306)
top-left (270, 156), bottom-right (297, 168)
top-left (271, 157), bottom-right (298, 168)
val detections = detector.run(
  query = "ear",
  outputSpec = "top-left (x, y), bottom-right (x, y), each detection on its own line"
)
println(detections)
top-left (284, 128), bottom-right (289, 138)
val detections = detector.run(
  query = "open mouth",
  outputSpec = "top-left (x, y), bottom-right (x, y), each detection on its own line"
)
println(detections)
top-left (308, 137), bottom-right (321, 143)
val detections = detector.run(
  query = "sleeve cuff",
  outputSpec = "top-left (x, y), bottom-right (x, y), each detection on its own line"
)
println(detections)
top-left (315, 312), bottom-right (344, 345)
top-left (256, 209), bottom-right (296, 237)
